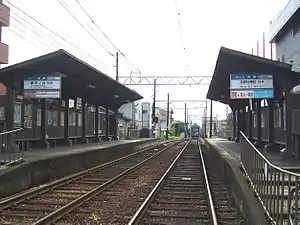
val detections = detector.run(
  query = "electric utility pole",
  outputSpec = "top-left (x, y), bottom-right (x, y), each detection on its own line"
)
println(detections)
top-left (116, 52), bottom-right (119, 81)
top-left (166, 93), bottom-right (170, 140)
top-left (209, 100), bottom-right (213, 138)
top-left (152, 79), bottom-right (157, 137)
top-left (115, 51), bottom-right (119, 139)
top-left (204, 101), bottom-right (207, 138)
top-left (184, 103), bottom-right (187, 138)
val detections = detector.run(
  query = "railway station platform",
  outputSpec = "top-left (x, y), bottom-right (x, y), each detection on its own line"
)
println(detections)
top-left (202, 138), bottom-right (270, 224)
top-left (206, 136), bottom-right (300, 223)
top-left (0, 138), bottom-right (158, 198)
top-left (21, 139), bottom-right (152, 162)
top-left (208, 138), bottom-right (300, 170)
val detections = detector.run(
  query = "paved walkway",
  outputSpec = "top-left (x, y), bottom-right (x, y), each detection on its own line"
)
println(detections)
top-left (207, 138), bottom-right (300, 169)
top-left (23, 139), bottom-right (154, 162)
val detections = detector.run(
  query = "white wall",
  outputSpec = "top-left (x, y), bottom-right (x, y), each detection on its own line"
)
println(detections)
top-left (119, 101), bottom-right (151, 129)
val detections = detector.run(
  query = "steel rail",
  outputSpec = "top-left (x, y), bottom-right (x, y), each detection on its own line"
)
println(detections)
top-left (0, 140), bottom-right (174, 210)
top-left (198, 140), bottom-right (218, 225)
top-left (127, 139), bottom-right (192, 225)
top-left (32, 140), bottom-right (185, 225)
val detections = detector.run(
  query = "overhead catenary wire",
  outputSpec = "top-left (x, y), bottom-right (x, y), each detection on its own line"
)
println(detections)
top-left (8, 27), bottom-right (50, 52)
top-left (5, 0), bottom-right (141, 78)
top-left (56, 0), bottom-right (114, 57)
top-left (10, 14), bottom-right (60, 49)
top-left (4, 0), bottom-right (108, 67)
top-left (173, 0), bottom-right (189, 72)
top-left (75, 0), bottom-right (120, 53)
top-left (74, 0), bottom-right (141, 73)
top-left (174, 0), bottom-right (185, 52)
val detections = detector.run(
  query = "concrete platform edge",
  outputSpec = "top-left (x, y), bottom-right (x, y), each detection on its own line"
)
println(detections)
top-left (0, 139), bottom-right (158, 199)
top-left (204, 139), bottom-right (271, 225)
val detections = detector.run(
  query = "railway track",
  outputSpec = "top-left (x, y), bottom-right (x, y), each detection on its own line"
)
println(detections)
top-left (0, 140), bottom-right (179, 225)
top-left (59, 140), bottom-right (190, 224)
top-left (128, 140), bottom-right (245, 225)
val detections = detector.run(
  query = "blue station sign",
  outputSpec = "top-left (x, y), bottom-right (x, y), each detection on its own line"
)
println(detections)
top-left (23, 75), bottom-right (62, 99)
top-left (230, 74), bottom-right (274, 99)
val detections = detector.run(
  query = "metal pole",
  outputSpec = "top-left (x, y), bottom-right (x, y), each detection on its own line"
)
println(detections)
top-left (115, 52), bottom-right (119, 81)
top-left (152, 79), bottom-right (157, 136)
top-left (166, 93), bottom-right (170, 140)
top-left (141, 104), bottom-right (144, 130)
top-left (115, 51), bottom-right (119, 138)
top-left (187, 108), bottom-right (189, 137)
top-left (270, 43), bottom-right (273, 60)
top-left (209, 100), bottom-right (213, 138)
top-left (256, 40), bottom-right (259, 56)
top-left (262, 32), bottom-right (266, 58)
top-left (132, 102), bottom-right (135, 127)
top-left (204, 101), bottom-right (207, 138)
top-left (184, 103), bottom-right (187, 138)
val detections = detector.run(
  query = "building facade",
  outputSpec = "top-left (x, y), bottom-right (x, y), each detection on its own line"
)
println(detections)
top-left (118, 101), bottom-right (151, 130)
top-left (269, 0), bottom-right (300, 67)
top-left (152, 107), bottom-right (173, 137)
top-left (0, 1), bottom-right (9, 129)
top-left (0, 1), bottom-right (9, 66)
top-left (135, 102), bottom-right (151, 130)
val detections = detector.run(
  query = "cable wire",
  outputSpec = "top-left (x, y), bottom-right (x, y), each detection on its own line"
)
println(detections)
top-left (56, 0), bottom-right (114, 57)
top-left (74, 0), bottom-right (141, 72)
top-left (4, 0), bottom-right (107, 67)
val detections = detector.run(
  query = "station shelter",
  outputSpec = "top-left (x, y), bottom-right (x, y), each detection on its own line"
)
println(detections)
top-left (0, 49), bottom-right (142, 149)
top-left (206, 47), bottom-right (300, 159)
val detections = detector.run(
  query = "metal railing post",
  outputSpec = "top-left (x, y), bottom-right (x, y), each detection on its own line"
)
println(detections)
top-left (0, 128), bottom-right (24, 168)
top-left (240, 131), bottom-right (300, 225)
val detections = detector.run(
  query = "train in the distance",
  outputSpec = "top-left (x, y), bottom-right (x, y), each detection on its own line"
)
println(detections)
top-left (190, 124), bottom-right (201, 138)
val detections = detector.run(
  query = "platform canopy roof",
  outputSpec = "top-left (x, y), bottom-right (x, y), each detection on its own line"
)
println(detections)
top-left (0, 49), bottom-right (143, 111)
top-left (206, 46), bottom-right (300, 109)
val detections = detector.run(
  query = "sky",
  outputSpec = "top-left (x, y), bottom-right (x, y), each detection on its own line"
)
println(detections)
top-left (2, 0), bottom-right (288, 124)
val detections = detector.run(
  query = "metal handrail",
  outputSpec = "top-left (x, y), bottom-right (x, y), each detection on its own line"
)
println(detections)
top-left (240, 131), bottom-right (300, 225)
top-left (0, 127), bottom-right (24, 167)
top-left (240, 131), bottom-right (300, 177)
top-left (198, 140), bottom-right (218, 224)
top-left (0, 128), bottom-right (23, 136)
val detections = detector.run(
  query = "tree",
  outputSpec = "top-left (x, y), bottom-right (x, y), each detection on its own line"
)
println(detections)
top-left (171, 122), bottom-right (185, 136)
top-left (169, 124), bottom-right (176, 137)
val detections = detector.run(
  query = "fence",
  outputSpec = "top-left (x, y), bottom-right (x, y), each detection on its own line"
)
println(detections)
top-left (240, 131), bottom-right (300, 225)
top-left (217, 129), bottom-right (233, 139)
top-left (0, 128), bottom-right (24, 167)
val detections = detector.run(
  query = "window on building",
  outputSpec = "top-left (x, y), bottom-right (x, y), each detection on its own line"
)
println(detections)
top-left (23, 104), bottom-right (33, 128)
top-left (253, 112), bottom-right (257, 128)
top-left (24, 104), bottom-right (32, 117)
top-left (37, 108), bottom-right (41, 127)
top-left (261, 113), bottom-right (265, 128)
top-left (52, 111), bottom-right (58, 126)
top-left (78, 113), bottom-right (82, 127)
top-left (293, 22), bottom-right (300, 36)
top-left (274, 108), bottom-right (282, 128)
top-left (47, 110), bottom-right (58, 126)
top-left (283, 102), bottom-right (286, 130)
top-left (68, 113), bottom-right (72, 126)
top-left (72, 112), bottom-right (76, 126)
top-left (60, 112), bottom-right (64, 126)
top-left (14, 103), bottom-right (22, 127)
